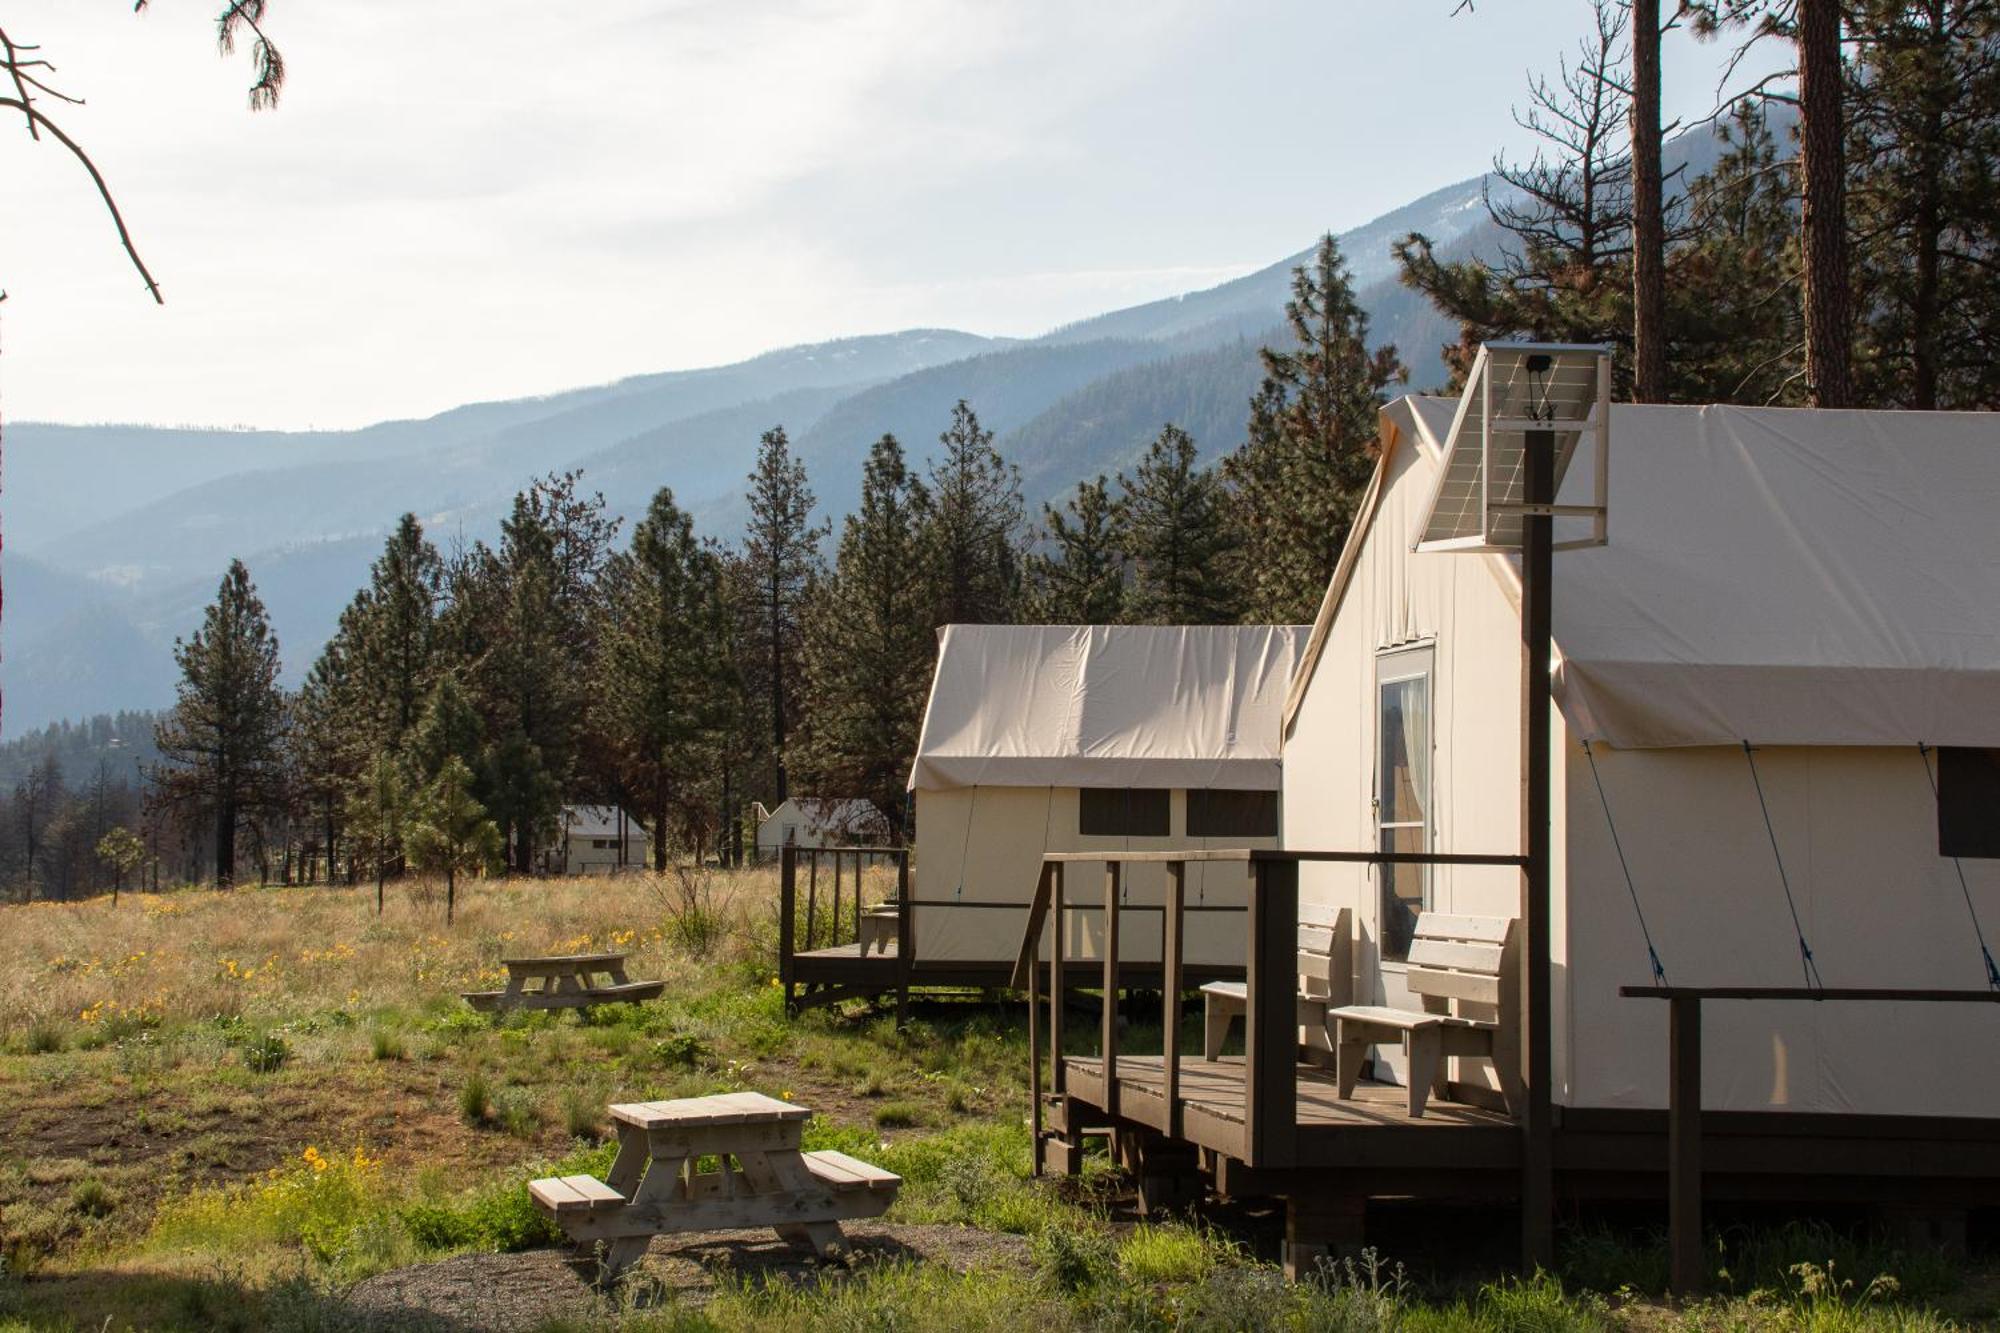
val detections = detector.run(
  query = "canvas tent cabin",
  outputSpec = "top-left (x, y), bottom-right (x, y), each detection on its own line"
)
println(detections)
top-left (1030, 376), bottom-right (2000, 1268)
top-left (1284, 393), bottom-right (2000, 1118)
top-left (753, 798), bottom-right (892, 861)
top-left (559, 805), bottom-right (651, 875)
top-left (909, 623), bottom-right (1308, 975)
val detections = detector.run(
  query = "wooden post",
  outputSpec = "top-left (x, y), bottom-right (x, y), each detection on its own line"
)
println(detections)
top-left (1164, 860), bottom-right (1185, 1139)
top-left (1520, 426), bottom-right (1556, 1271)
top-left (831, 852), bottom-right (844, 948)
top-left (1102, 860), bottom-right (1121, 1120)
top-left (896, 848), bottom-right (913, 1027)
top-left (1051, 862), bottom-right (1067, 1095)
top-left (805, 852), bottom-right (819, 952)
top-left (1245, 857), bottom-right (1298, 1167)
top-left (1029, 862), bottom-right (1047, 1177)
top-left (1668, 994), bottom-right (1704, 1294)
top-left (779, 846), bottom-right (797, 1014)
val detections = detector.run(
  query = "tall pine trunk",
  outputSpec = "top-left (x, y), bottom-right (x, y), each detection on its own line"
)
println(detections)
top-left (215, 798), bottom-right (236, 888)
top-left (770, 578), bottom-right (788, 801)
top-left (654, 787), bottom-right (670, 874)
top-left (1910, 0), bottom-right (1946, 409)
top-left (445, 864), bottom-right (456, 926)
top-left (1630, 0), bottom-right (1667, 402)
top-left (1799, 0), bottom-right (1855, 407)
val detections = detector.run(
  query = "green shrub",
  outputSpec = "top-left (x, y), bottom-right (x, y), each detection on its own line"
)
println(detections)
top-left (68, 1178), bottom-right (116, 1220)
top-left (24, 1018), bottom-right (65, 1055)
top-left (872, 1100), bottom-right (923, 1129)
top-left (651, 1033), bottom-right (712, 1069)
top-left (560, 1088), bottom-right (603, 1140)
top-left (1118, 1224), bottom-right (1218, 1285)
top-left (368, 1027), bottom-right (405, 1062)
top-left (458, 1071), bottom-right (491, 1125)
top-left (492, 1087), bottom-right (543, 1139)
top-left (240, 1032), bottom-right (291, 1074)
top-left (1032, 1221), bottom-right (1116, 1293)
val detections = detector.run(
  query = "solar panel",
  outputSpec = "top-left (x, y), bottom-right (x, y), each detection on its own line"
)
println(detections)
top-left (1415, 342), bottom-right (1612, 552)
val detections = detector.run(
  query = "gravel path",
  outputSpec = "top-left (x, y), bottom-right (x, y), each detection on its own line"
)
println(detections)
top-left (345, 1224), bottom-right (1032, 1331)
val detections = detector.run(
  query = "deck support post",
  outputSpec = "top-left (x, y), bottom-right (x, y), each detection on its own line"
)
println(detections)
top-left (895, 848), bottom-right (912, 1027)
top-left (1284, 1191), bottom-right (1365, 1282)
top-left (1245, 856), bottom-right (1298, 1168)
top-left (1163, 860), bottom-right (1185, 1139)
top-left (779, 846), bottom-right (798, 1015)
top-left (1668, 994), bottom-right (1703, 1295)
top-left (1520, 426), bottom-right (1556, 1273)
top-left (1029, 862), bottom-right (1049, 1177)
top-left (1118, 1128), bottom-right (1201, 1217)
top-left (1103, 861), bottom-right (1122, 1120)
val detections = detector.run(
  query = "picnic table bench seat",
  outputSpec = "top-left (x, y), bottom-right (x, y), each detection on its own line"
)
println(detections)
top-left (529, 1174), bottom-right (626, 1213)
top-left (802, 1149), bottom-right (902, 1195)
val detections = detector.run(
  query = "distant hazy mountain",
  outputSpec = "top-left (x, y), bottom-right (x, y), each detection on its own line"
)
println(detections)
top-left (5, 118), bottom-right (1756, 733)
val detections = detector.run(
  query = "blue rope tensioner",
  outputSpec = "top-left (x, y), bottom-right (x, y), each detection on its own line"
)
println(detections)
top-left (1918, 743), bottom-right (2000, 991)
top-left (1581, 739), bottom-right (1666, 985)
top-left (1741, 740), bottom-right (1825, 992)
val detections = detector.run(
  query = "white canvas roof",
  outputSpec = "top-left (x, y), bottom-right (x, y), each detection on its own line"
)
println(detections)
top-left (563, 805), bottom-right (648, 840)
top-left (1396, 396), bottom-right (2000, 748)
top-left (910, 624), bottom-right (1310, 792)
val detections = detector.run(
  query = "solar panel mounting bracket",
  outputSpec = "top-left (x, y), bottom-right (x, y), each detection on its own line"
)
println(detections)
top-left (1412, 341), bottom-right (1614, 554)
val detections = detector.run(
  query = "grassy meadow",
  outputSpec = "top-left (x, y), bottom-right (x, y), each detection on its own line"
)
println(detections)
top-left (0, 869), bottom-right (1993, 1331)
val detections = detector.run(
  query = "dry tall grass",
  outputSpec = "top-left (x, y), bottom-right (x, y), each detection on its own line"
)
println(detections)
top-left (0, 864), bottom-right (896, 1048)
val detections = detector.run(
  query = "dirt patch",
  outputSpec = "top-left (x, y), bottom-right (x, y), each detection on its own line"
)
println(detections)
top-left (346, 1224), bottom-right (1032, 1330)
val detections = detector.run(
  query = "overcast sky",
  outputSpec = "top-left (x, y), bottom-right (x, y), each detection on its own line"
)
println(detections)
top-left (0, 1), bottom-right (1781, 430)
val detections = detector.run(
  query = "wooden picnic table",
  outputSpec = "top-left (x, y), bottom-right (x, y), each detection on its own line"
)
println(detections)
top-left (462, 952), bottom-right (665, 1012)
top-left (530, 1091), bottom-right (900, 1280)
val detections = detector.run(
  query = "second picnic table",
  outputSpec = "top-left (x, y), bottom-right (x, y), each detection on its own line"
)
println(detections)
top-left (531, 1091), bottom-right (901, 1279)
top-left (462, 952), bottom-right (664, 1012)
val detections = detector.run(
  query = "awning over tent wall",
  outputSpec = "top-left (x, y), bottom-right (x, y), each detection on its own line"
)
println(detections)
top-left (909, 624), bottom-right (1310, 792)
top-left (1399, 398), bottom-right (2000, 748)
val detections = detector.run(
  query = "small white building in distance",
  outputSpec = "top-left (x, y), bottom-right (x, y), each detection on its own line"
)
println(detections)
top-left (559, 805), bottom-right (651, 875)
top-left (753, 797), bottom-right (894, 861)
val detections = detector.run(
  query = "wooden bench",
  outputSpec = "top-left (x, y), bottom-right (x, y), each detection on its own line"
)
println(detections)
top-left (1199, 908), bottom-right (1352, 1063)
top-left (462, 952), bottom-right (664, 1012)
top-left (859, 904), bottom-right (900, 956)
top-left (530, 1092), bottom-right (901, 1281)
top-left (1331, 913), bottom-right (1520, 1118)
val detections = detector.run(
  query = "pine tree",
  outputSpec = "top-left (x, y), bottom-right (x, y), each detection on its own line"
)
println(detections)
top-left (1395, 1), bottom-right (1636, 386)
top-left (153, 560), bottom-right (287, 887)
top-left (797, 435), bottom-right (935, 821)
top-left (405, 755), bottom-right (500, 925)
top-left (479, 473), bottom-right (621, 870)
top-left (1226, 236), bottom-right (1404, 624)
top-left (349, 514), bottom-right (443, 753)
top-left (1021, 476), bottom-right (1126, 623)
top-left (920, 401), bottom-right (1022, 627)
top-left (290, 645), bottom-right (353, 884)
top-left (1119, 426), bottom-right (1239, 625)
top-left (1848, 0), bottom-right (2000, 408)
top-left (407, 675), bottom-right (487, 789)
top-left (598, 488), bottom-right (734, 871)
top-left (741, 427), bottom-right (823, 803)
top-left (345, 752), bottom-right (405, 915)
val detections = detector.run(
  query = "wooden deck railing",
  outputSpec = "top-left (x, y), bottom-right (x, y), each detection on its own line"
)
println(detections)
top-left (1016, 847), bottom-right (1528, 1172)
top-left (1620, 985), bottom-right (2000, 1295)
top-left (778, 845), bottom-right (911, 1006)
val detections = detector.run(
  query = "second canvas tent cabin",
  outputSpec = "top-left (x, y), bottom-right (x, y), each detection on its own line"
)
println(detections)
top-left (907, 623), bottom-right (1308, 976)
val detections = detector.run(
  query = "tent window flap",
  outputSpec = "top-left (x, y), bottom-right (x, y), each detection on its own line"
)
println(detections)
top-left (1939, 747), bottom-right (2000, 859)
top-left (1079, 788), bottom-right (1171, 837)
top-left (1187, 789), bottom-right (1279, 838)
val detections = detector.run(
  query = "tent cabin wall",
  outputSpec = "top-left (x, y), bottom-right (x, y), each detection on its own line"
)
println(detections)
top-left (912, 784), bottom-right (1270, 966)
top-left (1565, 740), bottom-right (2000, 1116)
top-left (1281, 403), bottom-right (1541, 1093)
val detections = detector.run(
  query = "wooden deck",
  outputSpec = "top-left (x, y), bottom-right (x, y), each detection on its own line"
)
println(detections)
top-left (1061, 1054), bottom-right (1521, 1177)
